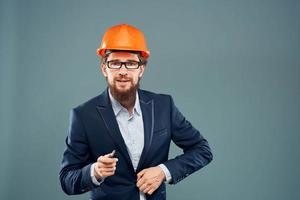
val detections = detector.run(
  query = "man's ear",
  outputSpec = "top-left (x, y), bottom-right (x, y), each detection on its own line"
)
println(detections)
top-left (101, 63), bottom-right (107, 77)
top-left (139, 65), bottom-right (145, 78)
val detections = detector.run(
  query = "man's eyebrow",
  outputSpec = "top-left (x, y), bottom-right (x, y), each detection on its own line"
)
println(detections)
top-left (107, 59), bottom-right (121, 62)
top-left (107, 59), bottom-right (139, 62)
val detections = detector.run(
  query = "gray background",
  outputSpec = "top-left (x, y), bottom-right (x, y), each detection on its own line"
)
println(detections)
top-left (1, 0), bottom-right (299, 199)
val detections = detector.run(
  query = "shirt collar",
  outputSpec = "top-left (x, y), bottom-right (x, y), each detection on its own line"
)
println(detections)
top-left (108, 89), bottom-right (141, 117)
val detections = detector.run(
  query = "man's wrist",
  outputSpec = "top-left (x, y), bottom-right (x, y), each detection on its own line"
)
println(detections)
top-left (93, 163), bottom-right (101, 180)
top-left (90, 163), bottom-right (104, 186)
top-left (158, 164), bottom-right (172, 183)
top-left (158, 166), bottom-right (166, 180)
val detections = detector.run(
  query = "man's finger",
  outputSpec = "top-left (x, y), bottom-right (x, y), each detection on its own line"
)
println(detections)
top-left (107, 150), bottom-right (116, 158)
top-left (101, 167), bottom-right (116, 173)
top-left (97, 150), bottom-right (117, 162)
top-left (99, 156), bottom-right (118, 164)
top-left (101, 171), bottom-right (115, 177)
top-left (139, 183), bottom-right (148, 192)
top-left (147, 188), bottom-right (155, 195)
top-left (137, 169), bottom-right (146, 181)
top-left (102, 166), bottom-right (116, 171)
top-left (146, 182), bottom-right (159, 195)
top-left (103, 150), bottom-right (116, 158)
top-left (136, 176), bottom-right (145, 188)
top-left (142, 185), bottom-right (152, 194)
top-left (99, 162), bottom-right (116, 168)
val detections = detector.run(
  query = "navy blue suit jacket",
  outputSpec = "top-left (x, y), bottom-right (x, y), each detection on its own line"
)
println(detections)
top-left (59, 88), bottom-right (213, 200)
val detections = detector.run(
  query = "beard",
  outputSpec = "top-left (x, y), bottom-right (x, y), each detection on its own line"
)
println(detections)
top-left (108, 76), bottom-right (140, 103)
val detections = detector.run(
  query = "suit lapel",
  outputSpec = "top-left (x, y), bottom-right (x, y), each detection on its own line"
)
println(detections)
top-left (96, 89), bottom-right (134, 172)
top-left (137, 90), bottom-right (154, 172)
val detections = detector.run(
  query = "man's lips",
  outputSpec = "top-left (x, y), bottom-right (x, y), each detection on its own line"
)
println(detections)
top-left (116, 79), bottom-right (131, 82)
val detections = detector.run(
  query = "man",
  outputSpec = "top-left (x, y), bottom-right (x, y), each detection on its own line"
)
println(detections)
top-left (59, 24), bottom-right (213, 200)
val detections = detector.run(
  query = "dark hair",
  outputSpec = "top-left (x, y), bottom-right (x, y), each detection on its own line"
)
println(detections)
top-left (100, 50), bottom-right (148, 66)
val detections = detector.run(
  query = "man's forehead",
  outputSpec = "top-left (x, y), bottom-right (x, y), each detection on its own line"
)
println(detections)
top-left (107, 51), bottom-right (139, 60)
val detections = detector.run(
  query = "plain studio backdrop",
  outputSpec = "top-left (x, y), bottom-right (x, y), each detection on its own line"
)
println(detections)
top-left (1, 0), bottom-right (299, 200)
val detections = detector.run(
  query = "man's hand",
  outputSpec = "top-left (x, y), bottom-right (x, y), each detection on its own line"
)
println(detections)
top-left (136, 166), bottom-right (165, 195)
top-left (94, 150), bottom-right (118, 180)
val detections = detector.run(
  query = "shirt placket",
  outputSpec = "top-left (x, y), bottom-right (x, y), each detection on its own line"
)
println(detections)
top-left (128, 113), bottom-right (139, 171)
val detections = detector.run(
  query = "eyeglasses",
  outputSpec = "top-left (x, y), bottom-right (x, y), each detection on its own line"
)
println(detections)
top-left (106, 60), bottom-right (142, 69)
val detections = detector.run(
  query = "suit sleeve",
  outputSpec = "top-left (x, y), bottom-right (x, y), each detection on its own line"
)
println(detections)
top-left (163, 96), bottom-right (213, 184)
top-left (59, 109), bottom-right (98, 195)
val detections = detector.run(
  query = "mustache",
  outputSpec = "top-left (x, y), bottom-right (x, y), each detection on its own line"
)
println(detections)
top-left (114, 77), bottom-right (132, 81)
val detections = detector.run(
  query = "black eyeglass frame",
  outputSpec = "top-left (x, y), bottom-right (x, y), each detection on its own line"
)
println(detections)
top-left (106, 60), bottom-right (143, 69)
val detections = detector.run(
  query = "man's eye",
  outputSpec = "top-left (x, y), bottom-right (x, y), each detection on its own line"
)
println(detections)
top-left (127, 62), bottom-right (138, 66)
top-left (110, 61), bottom-right (121, 66)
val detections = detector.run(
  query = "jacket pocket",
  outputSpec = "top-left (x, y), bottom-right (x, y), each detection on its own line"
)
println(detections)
top-left (153, 128), bottom-right (167, 137)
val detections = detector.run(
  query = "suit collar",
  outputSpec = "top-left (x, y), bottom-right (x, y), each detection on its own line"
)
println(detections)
top-left (97, 88), bottom-right (110, 107)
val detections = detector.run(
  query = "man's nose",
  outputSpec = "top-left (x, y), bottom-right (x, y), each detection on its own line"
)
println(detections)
top-left (118, 63), bottom-right (128, 75)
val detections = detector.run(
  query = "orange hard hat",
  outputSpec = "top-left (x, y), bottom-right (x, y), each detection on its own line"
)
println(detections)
top-left (97, 24), bottom-right (150, 59)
